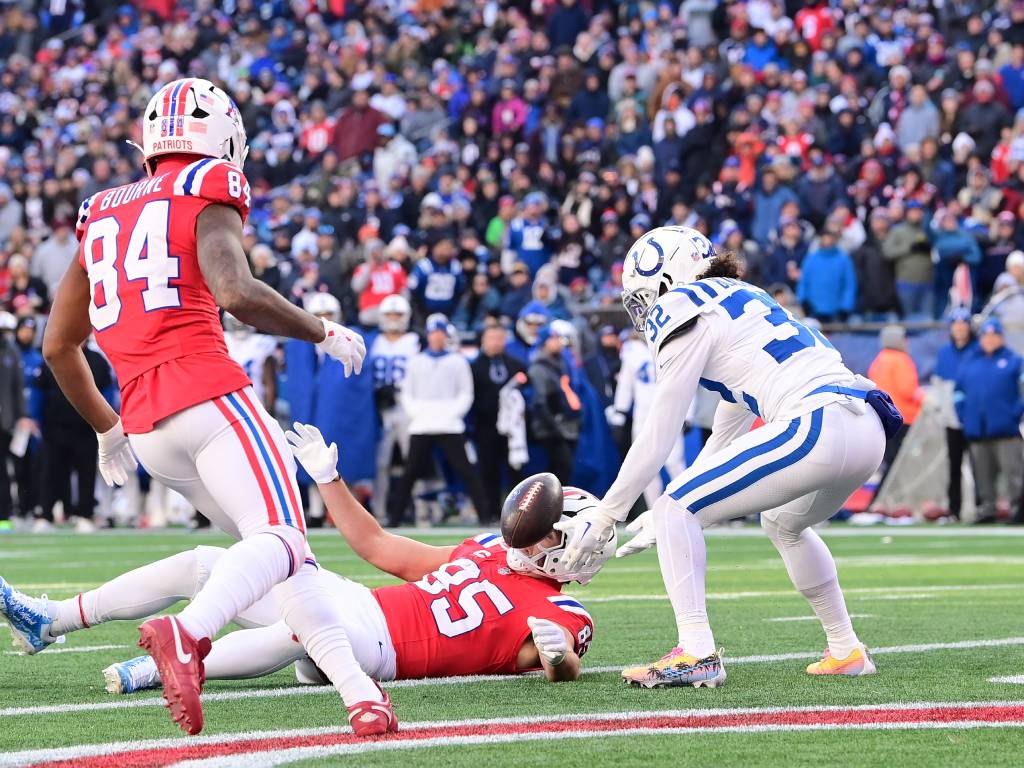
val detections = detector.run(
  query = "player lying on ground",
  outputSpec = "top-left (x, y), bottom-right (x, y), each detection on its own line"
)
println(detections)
top-left (555, 226), bottom-right (904, 689)
top-left (0, 426), bottom-right (608, 695)
top-left (42, 77), bottom-right (381, 737)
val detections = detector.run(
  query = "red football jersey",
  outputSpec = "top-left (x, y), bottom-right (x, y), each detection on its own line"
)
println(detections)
top-left (75, 156), bottom-right (254, 433)
top-left (373, 534), bottom-right (595, 680)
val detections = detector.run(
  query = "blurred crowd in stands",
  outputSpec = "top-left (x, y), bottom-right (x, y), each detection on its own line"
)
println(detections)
top-left (1, 0), bottom-right (1024, 530)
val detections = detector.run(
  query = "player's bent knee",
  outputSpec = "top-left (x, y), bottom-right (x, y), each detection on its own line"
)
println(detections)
top-left (760, 514), bottom-right (802, 547)
top-left (252, 524), bottom-right (307, 577)
top-left (192, 545), bottom-right (228, 593)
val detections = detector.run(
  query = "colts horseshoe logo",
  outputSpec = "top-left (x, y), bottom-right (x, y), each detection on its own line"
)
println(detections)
top-left (633, 236), bottom-right (665, 277)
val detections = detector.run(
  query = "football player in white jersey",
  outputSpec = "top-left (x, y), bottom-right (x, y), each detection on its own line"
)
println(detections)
top-left (557, 226), bottom-right (903, 688)
top-left (223, 314), bottom-right (279, 412)
top-left (369, 294), bottom-right (420, 518)
top-left (613, 334), bottom-right (687, 508)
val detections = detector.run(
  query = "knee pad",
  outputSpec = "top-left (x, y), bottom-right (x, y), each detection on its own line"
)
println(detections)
top-left (192, 546), bottom-right (227, 593)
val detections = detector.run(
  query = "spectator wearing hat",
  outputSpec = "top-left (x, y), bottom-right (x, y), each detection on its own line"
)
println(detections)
top-left (504, 193), bottom-right (552, 277)
top-left (30, 219), bottom-right (77, 299)
top-left (869, 324), bottom-right (923, 468)
top-left (4, 256), bottom-right (48, 315)
top-left (883, 200), bottom-right (934, 320)
top-left (469, 324), bottom-right (527, 523)
top-left (954, 317), bottom-right (1024, 524)
top-left (932, 309), bottom-right (979, 519)
top-left (527, 324), bottom-right (581, 482)
top-left (853, 209), bottom-right (900, 320)
top-left (896, 85), bottom-right (941, 152)
top-left (331, 85), bottom-right (386, 161)
top-left (351, 238), bottom-right (407, 328)
top-left (499, 262), bottom-right (534, 322)
top-left (373, 123), bottom-right (417, 191)
top-left (751, 168), bottom-right (800, 247)
top-left (796, 226), bottom-right (857, 321)
top-left (407, 236), bottom-right (465, 322)
top-left (290, 208), bottom-right (322, 259)
top-left (763, 216), bottom-right (808, 289)
top-left (568, 71), bottom-right (611, 125)
top-left (388, 313), bottom-right (491, 526)
top-left (492, 80), bottom-right (528, 138)
top-left (796, 151), bottom-right (846, 229)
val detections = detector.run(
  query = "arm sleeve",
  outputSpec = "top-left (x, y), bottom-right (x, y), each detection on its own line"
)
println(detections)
top-left (600, 318), bottom-right (714, 520)
top-left (700, 399), bottom-right (757, 456)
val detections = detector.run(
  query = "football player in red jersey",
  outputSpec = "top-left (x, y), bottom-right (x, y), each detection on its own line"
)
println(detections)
top-left (37, 79), bottom-right (387, 736)
top-left (0, 426), bottom-right (614, 695)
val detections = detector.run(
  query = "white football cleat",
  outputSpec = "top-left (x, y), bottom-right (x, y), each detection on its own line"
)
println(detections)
top-left (103, 655), bottom-right (161, 694)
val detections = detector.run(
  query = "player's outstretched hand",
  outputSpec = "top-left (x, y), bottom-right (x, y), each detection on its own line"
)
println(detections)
top-left (96, 418), bottom-right (138, 487)
top-left (285, 422), bottom-right (339, 484)
top-left (554, 506), bottom-right (617, 571)
top-left (527, 616), bottom-right (568, 666)
top-left (615, 511), bottom-right (657, 558)
top-left (315, 319), bottom-right (366, 377)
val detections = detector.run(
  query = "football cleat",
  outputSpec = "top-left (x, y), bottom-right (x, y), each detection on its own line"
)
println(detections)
top-left (622, 647), bottom-right (727, 689)
top-left (806, 645), bottom-right (877, 676)
top-left (138, 616), bottom-right (212, 735)
top-left (0, 576), bottom-right (60, 654)
top-left (347, 682), bottom-right (398, 737)
top-left (103, 655), bottom-right (161, 694)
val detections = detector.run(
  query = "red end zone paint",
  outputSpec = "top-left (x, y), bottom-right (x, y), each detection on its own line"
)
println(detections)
top-left (29, 704), bottom-right (1024, 768)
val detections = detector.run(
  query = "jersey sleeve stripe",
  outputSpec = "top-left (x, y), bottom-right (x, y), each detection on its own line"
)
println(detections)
top-left (699, 377), bottom-right (737, 403)
top-left (742, 392), bottom-right (762, 417)
top-left (673, 286), bottom-right (705, 306)
top-left (473, 533), bottom-right (502, 545)
top-left (692, 281), bottom-right (718, 299)
top-left (547, 595), bottom-right (593, 621)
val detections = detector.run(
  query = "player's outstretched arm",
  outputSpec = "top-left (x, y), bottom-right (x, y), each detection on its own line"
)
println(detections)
top-left (286, 423), bottom-right (455, 581)
top-left (525, 617), bottom-right (581, 682)
top-left (197, 205), bottom-right (324, 342)
top-left (42, 260), bottom-right (120, 433)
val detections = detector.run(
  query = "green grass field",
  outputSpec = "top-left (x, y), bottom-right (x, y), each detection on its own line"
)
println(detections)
top-left (2, 526), bottom-right (1023, 766)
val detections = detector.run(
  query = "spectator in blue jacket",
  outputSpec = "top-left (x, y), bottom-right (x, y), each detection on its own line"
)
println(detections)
top-left (932, 308), bottom-right (979, 519)
top-left (931, 209), bottom-right (983, 317)
top-left (407, 236), bottom-right (466, 321)
top-left (751, 168), bottom-right (800, 246)
top-left (954, 318), bottom-right (1024, 524)
top-left (796, 227), bottom-right (858, 321)
top-left (762, 217), bottom-right (808, 288)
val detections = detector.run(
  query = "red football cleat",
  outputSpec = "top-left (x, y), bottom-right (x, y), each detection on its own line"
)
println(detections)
top-left (138, 616), bottom-right (212, 735)
top-left (347, 682), bottom-right (398, 737)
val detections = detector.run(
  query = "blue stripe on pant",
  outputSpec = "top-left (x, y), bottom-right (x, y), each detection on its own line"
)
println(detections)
top-left (670, 408), bottom-right (824, 514)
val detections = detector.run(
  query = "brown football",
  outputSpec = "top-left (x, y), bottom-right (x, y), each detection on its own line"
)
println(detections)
top-left (500, 472), bottom-right (564, 548)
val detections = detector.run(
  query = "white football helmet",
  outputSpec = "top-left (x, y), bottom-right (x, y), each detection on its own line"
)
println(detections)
top-left (621, 226), bottom-right (716, 333)
top-left (507, 487), bottom-right (617, 585)
top-left (138, 78), bottom-right (248, 170)
top-left (305, 291), bottom-right (342, 322)
top-left (379, 294), bottom-right (411, 333)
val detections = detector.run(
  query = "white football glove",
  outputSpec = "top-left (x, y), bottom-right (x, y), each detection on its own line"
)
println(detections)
top-left (553, 505), bottom-right (618, 571)
top-left (527, 616), bottom-right (568, 666)
top-left (96, 418), bottom-right (137, 487)
top-left (315, 319), bottom-right (366, 377)
top-left (615, 511), bottom-right (657, 558)
top-left (604, 404), bottom-right (626, 427)
top-left (285, 422), bottom-right (339, 484)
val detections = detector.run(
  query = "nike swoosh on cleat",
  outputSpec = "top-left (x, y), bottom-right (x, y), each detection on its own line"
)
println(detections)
top-left (170, 619), bottom-right (192, 665)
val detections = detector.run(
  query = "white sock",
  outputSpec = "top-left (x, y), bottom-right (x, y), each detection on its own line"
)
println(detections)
top-left (653, 497), bottom-right (716, 658)
top-left (49, 549), bottom-right (212, 635)
top-left (176, 529), bottom-right (302, 640)
top-left (203, 621), bottom-right (306, 680)
top-left (274, 564), bottom-right (381, 706)
top-left (762, 519), bottom-right (860, 659)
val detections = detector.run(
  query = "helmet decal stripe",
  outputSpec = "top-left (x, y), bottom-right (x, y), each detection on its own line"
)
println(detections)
top-left (165, 80), bottom-right (185, 135)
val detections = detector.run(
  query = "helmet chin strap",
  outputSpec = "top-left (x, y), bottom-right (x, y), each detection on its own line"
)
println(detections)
top-left (125, 139), bottom-right (152, 176)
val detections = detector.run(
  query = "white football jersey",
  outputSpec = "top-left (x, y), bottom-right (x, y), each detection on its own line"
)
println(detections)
top-left (646, 277), bottom-right (854, 422)
top-left (369, 332), bottom-right (420, 392)
top-left (225, 332), bottom-right (279, 405)
top-left (615, 339), bottom-right (658, 435)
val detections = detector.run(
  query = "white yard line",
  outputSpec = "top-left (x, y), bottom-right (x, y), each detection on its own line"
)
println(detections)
top-left (4, 638), bottom-right (1024, 718)
top-left (574, 582), bottom-right (1024, 602)
top-left (990, 676), bottom-right (1024, 684)
top-left (3, 644), bottom-right (130, 657)
top-left (3, 701), bottom-right (1022, 768)
top-left (766, 614), bottom-right (875, 623)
